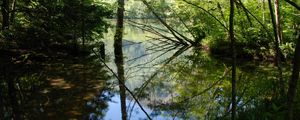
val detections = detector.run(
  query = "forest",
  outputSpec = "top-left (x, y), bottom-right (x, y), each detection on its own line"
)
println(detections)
top-left (0, 0), bottom-right (300, 120)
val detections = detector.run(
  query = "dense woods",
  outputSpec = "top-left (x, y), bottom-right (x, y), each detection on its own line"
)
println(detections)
top-left (1, 0), bottom-right (300, 120)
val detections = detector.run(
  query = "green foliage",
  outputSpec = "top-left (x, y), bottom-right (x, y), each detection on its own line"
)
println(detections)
top-left (143, 52), bottom-right (294, 119)
top-left (19, 73), bottom-right (44, 92)
top-left (280, 42), bottom-right (295, 59)
top-left (1, 0), bottom-right (300, 119)
top-left (143, 0), bottom-right (300, 59)
top-left (11, 0), bottom-right (112, 51)
top-left (0, 1), bottom-right (113, 119)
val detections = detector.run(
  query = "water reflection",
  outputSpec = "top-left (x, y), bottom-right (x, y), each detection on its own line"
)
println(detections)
top-left (101, 31), bottom-right (287, 119)
top-left (101, 25), bottom-right (191, 119)
top-left (0, 56), bottom-right (111, 119)
top-left (87, 91), bottom-right (114, 120)
top-left (0, 20), bottom-right (289, 119)
top-left (103, 92), bottom-right (180, 120)
top-left (138, 51), bottom-right (286, 119)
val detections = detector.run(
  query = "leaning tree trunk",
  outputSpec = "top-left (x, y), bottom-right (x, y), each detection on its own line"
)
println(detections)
top-left (229, 0), bottom-right (236, 119)
top-left (2, 0), bottom-right (10, 30)
top-left (274, 0), bottom-right (285, 95)
top-left (114, 0), bottom-right (127, 120)
top-left (268, 0), bottom-right (284, 97)
top-left (287, 33), bottom-right (300, 120)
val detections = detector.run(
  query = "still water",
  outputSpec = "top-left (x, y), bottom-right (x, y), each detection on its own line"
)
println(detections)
top-left (95, 20), bottom-right (287, 120)
top-left (98, 21), bottom-right (188, 120)
top-left (1, 20), bottom-right (285, 120)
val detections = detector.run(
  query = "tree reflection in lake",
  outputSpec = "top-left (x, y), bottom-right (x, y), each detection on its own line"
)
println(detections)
top-left (135, 49), bottom-right (290, 119)
top-left (103, 29), bottom-right (291, 119)
top-left (0, 55), bottom-right (112, 120)
top-left (0, 21), bottom-right (292, 119)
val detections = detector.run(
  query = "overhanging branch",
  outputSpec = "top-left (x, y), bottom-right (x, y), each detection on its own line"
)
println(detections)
top-left (284, 0), bottom-right (300, 11)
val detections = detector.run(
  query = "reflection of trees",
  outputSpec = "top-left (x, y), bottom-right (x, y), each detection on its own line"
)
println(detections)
top-left (0, 60), bottom-right (42, 119)
top-left (139, 52), bottom-right (287, 119)
top-left (86, 91), bottom-right (114, 120)
top-left (125, 45), bottom-right (189, 119)
top-left (113, 0), bottom-right (127, 119)
top-left (157, 53), bottom-right (230, 119)
top-left (0, 56), bottom-right (111, 119)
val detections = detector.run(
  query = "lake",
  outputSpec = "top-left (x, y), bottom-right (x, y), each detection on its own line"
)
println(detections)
top-left (1, 19), bottom-right (289, 120)
top-left (89, 20), bottom-right (287, 120)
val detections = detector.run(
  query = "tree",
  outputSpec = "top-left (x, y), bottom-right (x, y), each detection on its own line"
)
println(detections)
top-left (113, 0), bottom-right (127, 119)
top-left (268, 0), bottom-right (284, 96)
top-left (274, 0), bottom-right (283, 44)
top-left (287, 33), bottom-right (300, 120)
top-left (229, 0), bottom-right (236, 119)
top-left (285, 2), bottom-right (300, 118)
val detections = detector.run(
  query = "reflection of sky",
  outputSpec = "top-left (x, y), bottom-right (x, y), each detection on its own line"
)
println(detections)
top-left (100, 22), bottom-right (189, 120)
top-left (101, 39), bottom-right (184, 120)
top-left (104, 93), bottom-right (178, 120)
top-left (103, 39), bottom-right (183, 89)
top-left (97, 21), bottom-right (280, 119)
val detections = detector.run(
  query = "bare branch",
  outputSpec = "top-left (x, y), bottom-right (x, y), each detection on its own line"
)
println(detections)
top-left (284, 0), bottom-right (300, 11)
top-left (181, 0), bottom-right (229, 31)
top-left (92, 50), bottom-right (152, 120)
top-left (141, 0), bottom-right (192, 45)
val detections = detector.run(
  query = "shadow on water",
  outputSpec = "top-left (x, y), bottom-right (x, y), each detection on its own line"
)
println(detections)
top-left (0, 54), bottom-right (112, 119)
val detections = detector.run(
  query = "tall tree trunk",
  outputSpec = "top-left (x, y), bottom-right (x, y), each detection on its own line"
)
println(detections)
top-left (114, 0), bottom-right (127, 120)
top-left (268, 0), bottom-right (284, 96)
top-left (229, 0), bottom-right (236, 119)
top-left (286, 33), bottom-right (300, 120)
top-left (2, 0), bottom-right (10, 30)
top-left (274, 0), bottom-right (285, 95)
top-left (274, 0), bottom-right (283, 44)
